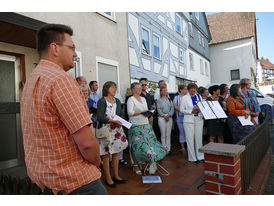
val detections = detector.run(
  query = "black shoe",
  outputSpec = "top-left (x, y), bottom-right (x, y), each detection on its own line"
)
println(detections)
top-left (189, 161), bottom-right (199, 164)
top-left (113, 177), bottom-right (127, 184)
top-left (167, 151), bottom-right (172, 156)
top-left (119, 159), bottom-right (128, 166)
top-left (199, 160), bottom-right (205, 163)
top-left (105, 180), bottom-right (116, 188)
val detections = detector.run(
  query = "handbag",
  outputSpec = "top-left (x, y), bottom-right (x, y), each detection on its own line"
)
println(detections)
top-left (95, 98), bottom-right (115, 140)
top-left (95, 123), bottom-right (110, 140)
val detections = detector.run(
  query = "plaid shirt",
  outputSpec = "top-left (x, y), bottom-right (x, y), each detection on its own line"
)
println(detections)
top-left (240, 90), bottom-right (261, 113)
top-left (21, 60), bottom-right (101, 194)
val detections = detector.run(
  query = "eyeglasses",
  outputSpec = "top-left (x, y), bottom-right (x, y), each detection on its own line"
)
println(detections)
top-left (142, 84), bottom-right (147, 86)
top-left (55, 42), bottom-right (76, 52)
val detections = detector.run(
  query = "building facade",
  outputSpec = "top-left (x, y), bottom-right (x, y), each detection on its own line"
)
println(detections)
top-left (187, 12), bottom-right (212, 87)
top-left (128, 12), bottom-right (192, 93)
top-left (207, 12), bottom-right (258, 86)
top-left (0, 12), bottom-right (131, 170)
top-left (256, 58), bottom-right (274, 95)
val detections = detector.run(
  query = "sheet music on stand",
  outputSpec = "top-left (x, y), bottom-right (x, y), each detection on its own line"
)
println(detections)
top-left (197, 100), bottom-right (227, 120)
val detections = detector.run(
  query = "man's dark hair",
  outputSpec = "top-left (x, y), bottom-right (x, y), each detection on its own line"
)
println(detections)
top-left (102, 81), bottom-right (117, 97)
top-left (139, 78), bottom-right (148, 82)
top-left (158, 80), bottom-right (165, 87)
top-left (187, 83), bottom-right (198, 91)
top-left (89, 81), bottom-right (97, 89)
top-left (37, 24), bottom-right (73, 57)
top-left (230, 84), bottom-right (241, 98)
top-left (219, 84), bottom-right (228, 95)
top-left (197, 86), bottom-right (207, 95)
top-left (178, 85), bottom-right (186, 92)
top-left (208, 85), bottom-right (220, 95)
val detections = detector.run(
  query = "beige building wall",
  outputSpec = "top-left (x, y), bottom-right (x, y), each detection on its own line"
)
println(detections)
top-left (17, 12), bottom-right (131, 101)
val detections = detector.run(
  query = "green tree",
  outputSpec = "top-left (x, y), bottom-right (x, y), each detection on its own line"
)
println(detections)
top-left (147, 81), bottom-right (158, 94)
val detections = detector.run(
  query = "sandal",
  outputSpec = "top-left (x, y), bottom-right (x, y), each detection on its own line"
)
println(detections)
top-left (133, 164), bottom-right (142, 175)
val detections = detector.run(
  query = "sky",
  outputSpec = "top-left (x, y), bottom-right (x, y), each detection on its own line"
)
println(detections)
top-left (206, 12), bottom-right (274, 63)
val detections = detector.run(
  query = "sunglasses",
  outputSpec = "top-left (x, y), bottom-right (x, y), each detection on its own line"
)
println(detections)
top-left (142, 84), bottom-right (147, 86)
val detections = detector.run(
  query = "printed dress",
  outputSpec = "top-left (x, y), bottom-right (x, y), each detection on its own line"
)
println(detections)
top-left (98, 100), bottom-right (128, 156)
top-left (128, 124), bottom-right (167, 164)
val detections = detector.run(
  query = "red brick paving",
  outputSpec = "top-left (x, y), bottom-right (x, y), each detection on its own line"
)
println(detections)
top-left (102, 143), bottom-right (206, 195)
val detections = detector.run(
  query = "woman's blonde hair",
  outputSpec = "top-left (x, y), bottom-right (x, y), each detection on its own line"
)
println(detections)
top-left (160, 87), bottom-right (168, 97)
top-left (79, 84), bottom-right (90, 100)
top-left (79, 84), bottom-right (89, 92)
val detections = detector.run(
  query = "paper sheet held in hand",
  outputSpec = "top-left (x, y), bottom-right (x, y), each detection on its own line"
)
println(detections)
top-left (113, 115), bottom-right (132, 129)
top-left (238, 116), bottom-right (254, 126)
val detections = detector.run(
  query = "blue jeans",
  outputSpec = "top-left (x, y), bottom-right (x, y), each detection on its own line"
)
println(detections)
top-left (69, 179), bottom-right (107, 195)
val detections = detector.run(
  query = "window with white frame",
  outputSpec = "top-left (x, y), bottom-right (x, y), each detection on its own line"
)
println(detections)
top-left (205, 61), bottom-right (208, 76)
top-left (195, 12), bottom-right (199, 20)
top-left (189, 53), bottom-right (194, 70)
top-left (153, 33), bottom-right (160, 59)
top-left (141, 26), bottom-right (150, 55)
top-left (179, 48), bottom-right (185, 64)
top-left (98, 12), bottom-right (116, 21)
top-left (188, 22), bottom-right (193, 38)
top-left (175, 13), bottom-right (181, 33)
top-left (200, 59), bottom-right (204, 74)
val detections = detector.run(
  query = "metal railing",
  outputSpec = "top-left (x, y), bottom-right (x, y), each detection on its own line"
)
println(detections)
top-left (237, 113), bottom-right (270, 194)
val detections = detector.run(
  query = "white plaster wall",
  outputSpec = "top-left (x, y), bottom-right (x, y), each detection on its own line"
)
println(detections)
top-left (170, 42), bottom-right (178, 58)
top-left (166, 75), bottom-right (177, 93)
top-left (169, 12), bottom-right (175, 23)
top-left (154, 62), bottom-right (161, 73)
top-left (163, 37), bottom-right (168, 55)
top-left (128, 13), bottom-right (140, 47)
top-left (142, 58), bottom-right (151, 71)
top-left (170, 57), bottom-right (176, 72)
top-left (210, 38), bottom-right (255, 85)
top-left (19, 12), bottom-right (131, 100)
top-left (129, 47), bottom-right (139, 67)
top-left (163, 64), bottom-right (168, 77)
top-left (187, 48), bottom-right (211, 87)
top-left (167, 21), bottom-right (173, 30)
top-left (158, 15), bottom-right (165, 24)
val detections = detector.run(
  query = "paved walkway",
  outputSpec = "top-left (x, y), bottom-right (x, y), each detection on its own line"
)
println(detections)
top-left (102, 143), bottom-right (206, 195)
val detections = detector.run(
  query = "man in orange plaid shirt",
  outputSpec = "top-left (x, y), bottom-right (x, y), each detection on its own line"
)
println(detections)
top-left (21, 24), bottom-right (107, 195)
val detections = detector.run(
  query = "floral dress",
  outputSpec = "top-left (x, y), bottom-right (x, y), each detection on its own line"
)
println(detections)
top-left (128, 124), bottom-right (167, 164)
top-left (98, 100), bottom-right (128, 156)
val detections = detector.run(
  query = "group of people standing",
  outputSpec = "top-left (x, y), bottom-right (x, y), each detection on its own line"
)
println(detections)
top-left (21, 23), bottom-right (262, 195)
top-left (79, 76), bottom-right (261, 186)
